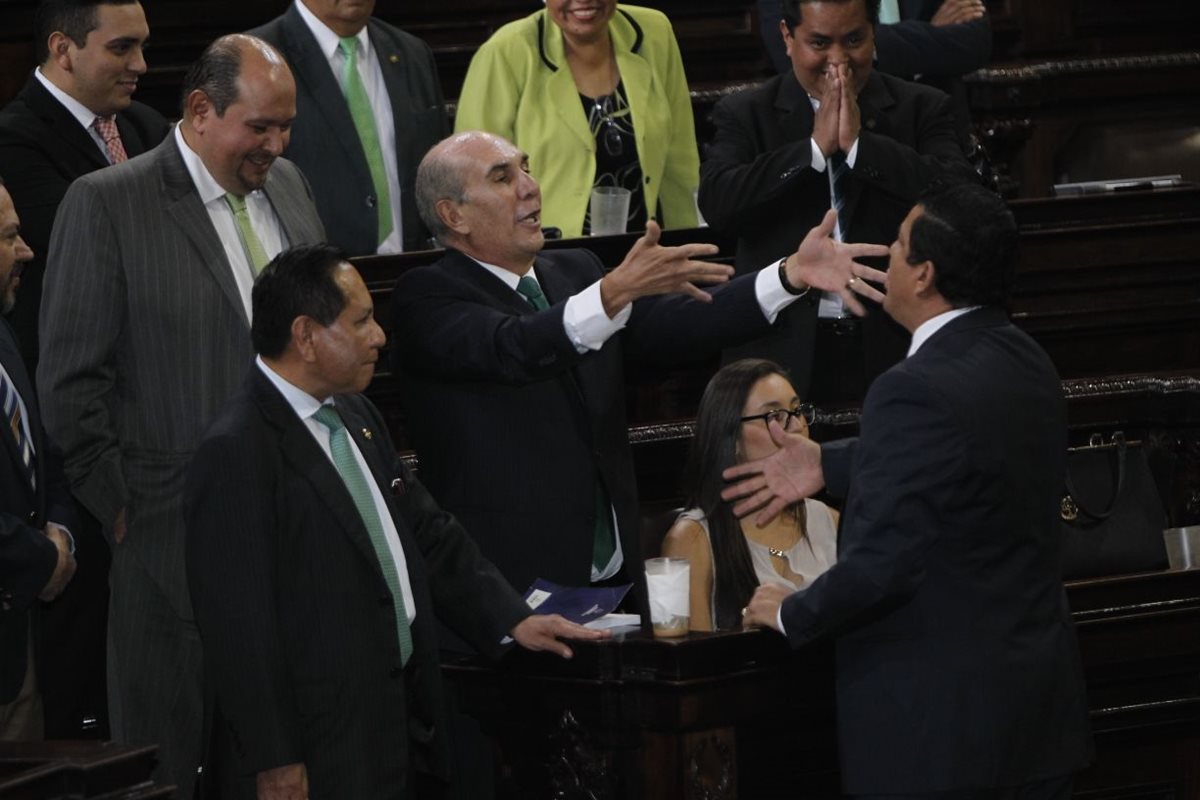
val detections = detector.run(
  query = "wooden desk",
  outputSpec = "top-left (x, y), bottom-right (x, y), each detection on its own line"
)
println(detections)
top-left (0, 741), bottom-right (171, 799)
top-left (447, 569), bottom-right (1200, 799)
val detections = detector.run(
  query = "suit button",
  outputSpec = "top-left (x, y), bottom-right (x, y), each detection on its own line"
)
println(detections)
top-left (390, 666), bottom-right (404, 679)
top-left (365, 195), bottom-right (376, 208)
top-left (644, 175), bottom-right (651, 184)
top-left (27, 511), bottom-right (37, 523)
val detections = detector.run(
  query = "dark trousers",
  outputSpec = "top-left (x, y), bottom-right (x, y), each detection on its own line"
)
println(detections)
top-left (858, 773), bottom-right (1074, 800)
top-left (810, 317), bottom-right (867, 406)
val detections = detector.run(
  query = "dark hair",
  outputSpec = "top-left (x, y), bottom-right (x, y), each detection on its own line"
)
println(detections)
top-left (907, 183), bottom-right (1017, 307)
top-left (781, 0), bottom-right (880, 30)
top-left (179, 36), bottom-right (243, 117)
top-left (35, 0), bottom-right (139, 64)
top-left (251, 244), bottom-right (349, 358)
top-left (682, 359), bottom-right (807, 630)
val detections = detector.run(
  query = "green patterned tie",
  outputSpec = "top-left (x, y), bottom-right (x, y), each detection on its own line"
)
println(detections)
top-left (338, 36), bottom-right (393, 245)
top-left (313, 405), bottom-right (413, 665)
top-left (224, 193), bottom-right (270, 275)
top-left (516, 275), bottom-right (616, 570)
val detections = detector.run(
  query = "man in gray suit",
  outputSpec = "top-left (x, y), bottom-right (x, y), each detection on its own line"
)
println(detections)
top-left (37, 34), bottom-right (324, 796)
top-left (251, 0), bottom-right (449, 255)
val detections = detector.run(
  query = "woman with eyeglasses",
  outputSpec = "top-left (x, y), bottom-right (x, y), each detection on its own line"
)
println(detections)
top-left (454, 0), bottom-right (700, 237)
top-left (662, 359), bottom-right (839, 631)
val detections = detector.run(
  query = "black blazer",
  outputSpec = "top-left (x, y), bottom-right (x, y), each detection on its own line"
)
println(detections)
top-left (781, 307), bottom-right (1093, 792)
top-left (0, 320), bottom-right (76, 702)
top-left (698, 70), bottom-right (974, 397)
top-left (391, 248), bottom-right (772, 615)
top-left (184, 367), bottom-right (529, 798)
top-left (0, 74), bottom-right (168, 369)
top-left (251, 7), bottom-right (450, 255)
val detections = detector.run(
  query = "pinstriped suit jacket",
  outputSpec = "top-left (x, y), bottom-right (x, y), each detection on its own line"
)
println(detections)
top-left (36, 133), bottom-right (325, 616)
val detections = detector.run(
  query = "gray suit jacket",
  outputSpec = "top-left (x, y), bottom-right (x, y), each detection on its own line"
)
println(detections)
top-left (37, 133), bottom-right (325, 616)
top-left (251, 6), bottom-right (449, 255)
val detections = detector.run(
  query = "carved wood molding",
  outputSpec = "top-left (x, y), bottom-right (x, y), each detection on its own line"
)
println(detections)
top-left (967, 51), bottom-right (1200, 84)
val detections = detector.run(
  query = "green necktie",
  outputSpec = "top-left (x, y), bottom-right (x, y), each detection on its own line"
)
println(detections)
top-left (879, 0), bottom-right (901, 24)
top-left (224, 193), bottom-right (270, 275)
top-left (313, 405), bottom-right (413, 665)
top-left (516, 275), bottom-right (616, 570)
top-left (515, 275), bottom-right (549, 311)
top-left (338, 36), bottom-right (394, 245)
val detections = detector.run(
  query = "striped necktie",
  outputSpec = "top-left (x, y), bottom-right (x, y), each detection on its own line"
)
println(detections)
top-left (224, 193), bottom-right (270, 275)
top-left (0, 367), bottom-right (35, 490)
top-left (829, 151), bottom-right (851, 234)
top-left (338, 36), bottom-right (394, 245)
top-left (313, 405), bottom-right (413, 666)
top-left (93, 116), bottom-right (128, 164)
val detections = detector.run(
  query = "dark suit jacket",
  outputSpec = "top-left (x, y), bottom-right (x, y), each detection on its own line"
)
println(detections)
top-left (251, 7), bottom-right (449, 255)
top-left (780, 307), bottom-right (1093, 793)
top-left (0, 319), bottom-right (76, 703)
top-left (391, 248), bottom-right (771, 616)
top-left (185, 367), bottom-right (529, 799)
top-left (698, 70), bottom-right (973, 397)
top-left (0, 74), bottom-right (169, 370)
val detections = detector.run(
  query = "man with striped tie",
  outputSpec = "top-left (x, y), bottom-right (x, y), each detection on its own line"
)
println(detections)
top-left (0, 177), bottom-right (77, 741)
top-left (700, 0), bottom-right (975, 406)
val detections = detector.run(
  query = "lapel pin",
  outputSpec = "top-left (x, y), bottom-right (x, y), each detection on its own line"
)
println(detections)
top-left (361, 428), bottom-right (374, 440)
top-left (866, 118), bottom-right (877, 130)
top-left (389, 54), bottom-right (400, 64)
top-left (390, 477), bottom-right (407, 496)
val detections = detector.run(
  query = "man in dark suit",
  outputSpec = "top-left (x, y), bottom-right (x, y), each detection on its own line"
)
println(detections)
top-left (700, 0), bottom-right (974, 404)
top-left (38, 36), bottom-right (325, 795)
top-left (393, 130), bottom-right (887, 617)
top-left (186, 244), bottom-right (600, 799)
top-left (0, 178), bottom-right (76, 740)
top-left (728, 183), bottom-right (1093, 798)
top-left (251, 0), bottom-right (449, 255)
top-left (0, 0), bottom-right (168, 741)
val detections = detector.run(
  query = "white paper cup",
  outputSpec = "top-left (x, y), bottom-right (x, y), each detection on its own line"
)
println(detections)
top-left (1164, 526), bottom-right (1200, 570)
top-left (589, 186), bottom-right (631, 236)
top-left (645, 557), bottom-right (689, 637)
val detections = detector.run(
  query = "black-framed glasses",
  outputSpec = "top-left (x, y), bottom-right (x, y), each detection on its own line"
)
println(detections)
top-left (740, 404), bottom-right (816, 429)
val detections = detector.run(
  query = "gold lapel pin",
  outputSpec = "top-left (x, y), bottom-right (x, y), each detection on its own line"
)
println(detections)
top-left (388, 54), bottom-right (400, 64)
top-left (362, 428), bottom-right (374, 440)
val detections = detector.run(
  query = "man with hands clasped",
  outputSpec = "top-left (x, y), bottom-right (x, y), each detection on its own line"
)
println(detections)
top-left (724, 184), bottom-right (1093, 799)
top-left (700, 0), bottom-right (974, 405)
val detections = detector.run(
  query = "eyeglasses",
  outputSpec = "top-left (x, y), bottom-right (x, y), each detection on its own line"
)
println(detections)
top-left (740, 404), bottom-right (816, 429)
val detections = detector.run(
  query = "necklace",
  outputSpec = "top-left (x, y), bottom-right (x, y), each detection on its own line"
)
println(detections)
top-left (768, 546), bottom-right (788, 559)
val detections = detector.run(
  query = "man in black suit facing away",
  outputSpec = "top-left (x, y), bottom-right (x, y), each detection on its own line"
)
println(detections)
top-left (727, 183), bottom-right (1093, 798)
top-left (251, 0), bottom-right (449, 254)
top-left (0, 177), bottom-right (77, 740)
top-left (0, 0), bottom-right (168, 739)
top-left (185, 244), bottom-right (601, 799)
top-left (392, 130), bottom-right (889, 619)
top-left (700, 0), bottom-right (974, 405)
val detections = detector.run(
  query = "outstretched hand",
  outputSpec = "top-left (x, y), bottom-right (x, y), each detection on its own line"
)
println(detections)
top-left (721, 419), bottom-right (826, 525)
top-left (599, 220), bottom-right (729, 315)
top-left (785, 210), bottom-right (888, 316)
top-left (931, 0), bottom-right (986, 26)
top-left (511, 613), bottom-right (611, 659)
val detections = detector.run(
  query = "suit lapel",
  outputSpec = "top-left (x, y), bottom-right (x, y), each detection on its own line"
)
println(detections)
top-left (0, 324), bottom-right (38, 504)
top-left (442, 250), bottom-right (533, 316)
top-left (158, 136), bottom-right (250, 327)
top-left (22, 76), bottom-right (109, 170)
top-left (250, 370), bottom-right (390, 591)
top-left (264, 166), bottom-right (315, 251)
top-left (840, 73), bottom-right (897, 228)
top-left (280, 6), bottom-right (368, 169)
top-left (775, 76), bottom-right (817, 146)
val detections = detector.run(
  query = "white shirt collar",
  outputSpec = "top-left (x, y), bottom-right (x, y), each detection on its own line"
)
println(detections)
top-left (173, 124), bottom-right (266, 206)
top-left (256, 356), bottom-right (329, 421)
top-left (293, 0), bottom-right (371, 62)
top-left (464, 254), bottom-right (537, 292)
top-left (34, 67), bottom-right (102, 130)
top-left (907, 306), bottom-right (981, 356)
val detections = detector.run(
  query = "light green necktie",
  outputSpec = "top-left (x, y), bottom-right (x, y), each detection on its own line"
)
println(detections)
top-left (879, 0), bottom-right (901, 24)
top-left (338, 36), bottom-right (394, 245)
top-left (313, 405), bottom-right (413, 665)
top-left (224, 193), bottom-right (270, 275)
top-left (515, 275), bottom-right (616, 571)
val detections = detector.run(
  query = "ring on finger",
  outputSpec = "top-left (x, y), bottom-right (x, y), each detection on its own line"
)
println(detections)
top-left (847, 275), bottom-right (859, 288)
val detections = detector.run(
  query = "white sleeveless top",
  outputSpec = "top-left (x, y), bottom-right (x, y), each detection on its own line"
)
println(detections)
top-left (678, 499), bottom-right (838, 623)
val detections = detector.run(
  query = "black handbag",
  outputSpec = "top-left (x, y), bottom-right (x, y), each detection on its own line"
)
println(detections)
top-left (1060, 432), bottom-right (1169, 580)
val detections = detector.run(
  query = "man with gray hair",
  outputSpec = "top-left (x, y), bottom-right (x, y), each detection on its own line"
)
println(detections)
top-left (38, 34), bottom-right (323, 794)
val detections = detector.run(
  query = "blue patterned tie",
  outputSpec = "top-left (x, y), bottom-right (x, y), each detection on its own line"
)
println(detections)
top-left (1, 368), bottom-right (35, 490)
top-left (313, 405), bottom-right (412, 665)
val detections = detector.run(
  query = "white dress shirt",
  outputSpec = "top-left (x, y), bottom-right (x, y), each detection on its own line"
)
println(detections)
top-left (256, 357), bottom-right (417, 621)
top-left (294, 0), bottom-right (403, 254)
top-left (34, 67), bottom-right (111, 161)
top-left (174, 125), bottom-right (288, 319)
top-left (807, 95), bottom-right (862, 320)
top-left (907, 306), bottom-right (981, 356)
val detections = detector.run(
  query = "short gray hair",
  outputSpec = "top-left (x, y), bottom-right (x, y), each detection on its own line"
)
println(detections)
top-left (415, 137), bottom-right (473, 245)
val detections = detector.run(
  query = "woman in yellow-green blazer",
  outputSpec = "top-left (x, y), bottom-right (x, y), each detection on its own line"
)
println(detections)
top-left (455, 2), bottom-right (700, 238)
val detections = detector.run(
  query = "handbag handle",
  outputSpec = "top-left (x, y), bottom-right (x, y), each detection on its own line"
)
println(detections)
top-left (1063, 432), bottom-right (1128, 522)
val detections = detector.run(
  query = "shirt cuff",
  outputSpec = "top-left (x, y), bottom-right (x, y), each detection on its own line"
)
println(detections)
top-left (50, 523), bottom-right (75, 555)
top-left (776, 605), bottom-right (786, 634)
top-left (810, 139), bottom-right (827, 173)
top-left (563, 279), bottom-right (631, 352)
top-left (755, 259), bottom-right (803, 324)
top-left (846, 137), bottom-right (860, 168)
